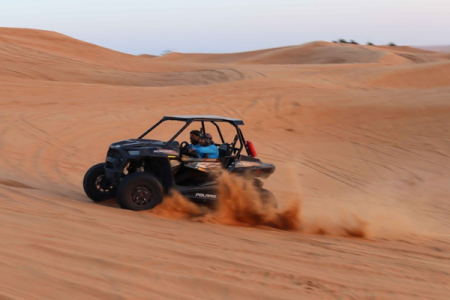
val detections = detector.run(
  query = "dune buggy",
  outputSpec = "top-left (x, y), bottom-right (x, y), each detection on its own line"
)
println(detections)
top-left (83, 115), bottom-right (277, 210)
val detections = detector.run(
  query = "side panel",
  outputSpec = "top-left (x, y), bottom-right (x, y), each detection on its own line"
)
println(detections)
top-left (144, 158), bottom-right (175, 194)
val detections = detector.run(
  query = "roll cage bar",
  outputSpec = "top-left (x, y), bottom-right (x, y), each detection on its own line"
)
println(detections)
top-left (137, 116), bottom-right (250, 157)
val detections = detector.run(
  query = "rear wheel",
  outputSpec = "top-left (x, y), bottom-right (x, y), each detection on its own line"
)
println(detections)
top-left (259, 189), bottom-right (278, 208)
top-left (116, 172), bottom-right (163, 211)
top-left (83, 163), bottom-right (116, 202)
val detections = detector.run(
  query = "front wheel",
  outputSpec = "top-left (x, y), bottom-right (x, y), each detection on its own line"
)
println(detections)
top-left (83, 163), bottom-right (116, 202)
top-left (116, 172), bottom-right (163, 211)
top-left (259, 189), bottom-right (278, 208)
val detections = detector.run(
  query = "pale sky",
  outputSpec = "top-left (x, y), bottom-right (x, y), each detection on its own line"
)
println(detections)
top-left (1, 0), bottom-right (449, 55)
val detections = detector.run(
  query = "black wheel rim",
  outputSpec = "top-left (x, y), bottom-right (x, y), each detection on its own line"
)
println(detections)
top-left (95, 175), bottom-right (112, 193)
top-left (131, 186), bottom-right (153, 207)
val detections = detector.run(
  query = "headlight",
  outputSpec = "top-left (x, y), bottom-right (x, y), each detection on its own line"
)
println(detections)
top-left (128, 150), bottom-right (140, 156)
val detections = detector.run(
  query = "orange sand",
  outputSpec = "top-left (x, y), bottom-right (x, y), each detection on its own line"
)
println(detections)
top-left (1, 28), bottom-right (449, 299)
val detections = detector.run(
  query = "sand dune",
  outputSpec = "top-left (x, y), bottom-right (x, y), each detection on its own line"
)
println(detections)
top-left (416, 45), bottom-right (450, 53)
top-left (375, 45), bottom-right (438, 54)
top-left (364, 61), bottom-right (450, 88)
top-left (156, 42), bottom-right (394, 64)
top-left (155, 41), bottom-right (450, 66)
top-left (0, 28), bottom-right (262, 86)
top-left (1, 28), bottom-right (450, 299)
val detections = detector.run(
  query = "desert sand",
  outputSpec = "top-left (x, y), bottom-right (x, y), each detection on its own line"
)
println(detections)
top-left (0, 28), bottom-right (450, 299)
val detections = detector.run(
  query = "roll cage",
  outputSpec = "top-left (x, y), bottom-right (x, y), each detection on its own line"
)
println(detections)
top-left (137, 115), bottom-right (250, 157)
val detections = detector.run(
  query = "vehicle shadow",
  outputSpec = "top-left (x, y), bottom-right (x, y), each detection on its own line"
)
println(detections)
top-left (95, 198), bottom-right (120, 208)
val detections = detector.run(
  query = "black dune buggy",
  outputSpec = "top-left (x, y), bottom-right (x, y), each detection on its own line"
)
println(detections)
top-left (83, 115), bottom-right (277, 211)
